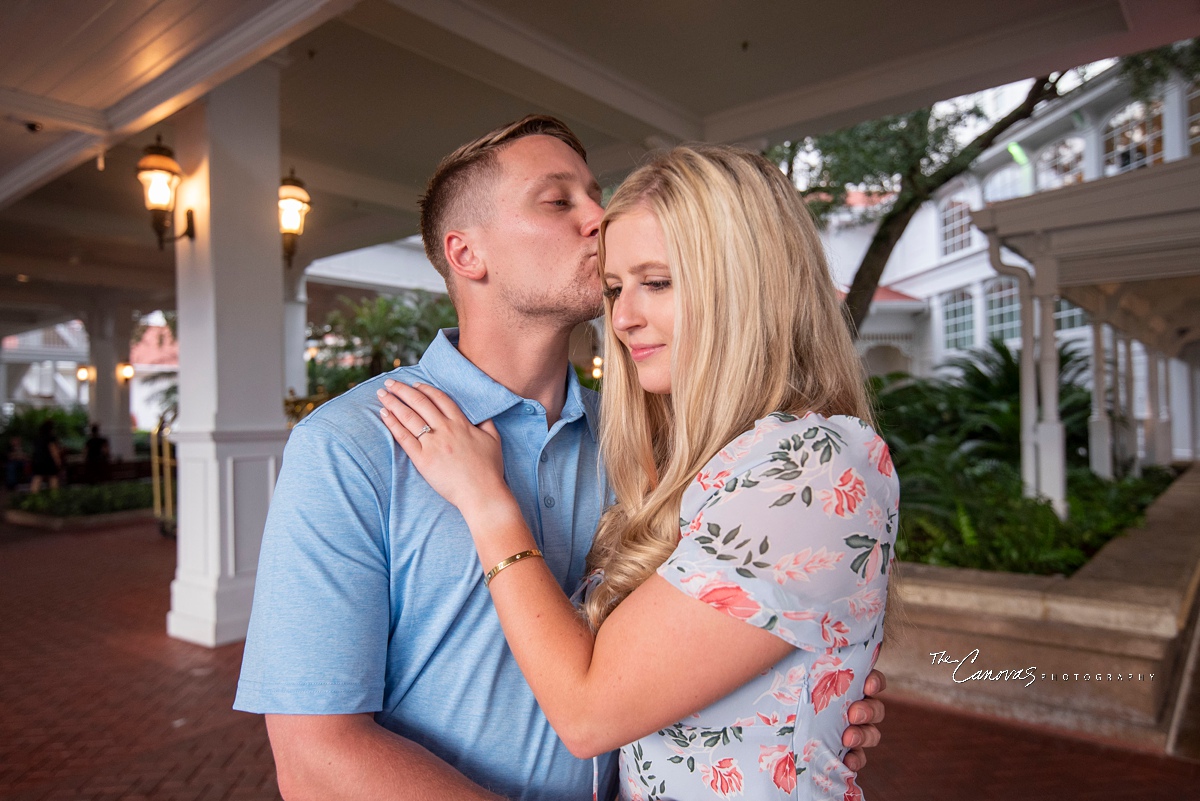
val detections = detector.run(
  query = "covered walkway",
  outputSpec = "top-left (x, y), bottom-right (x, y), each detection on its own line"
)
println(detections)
top-left (2, 519), bottom-right (1199, 800)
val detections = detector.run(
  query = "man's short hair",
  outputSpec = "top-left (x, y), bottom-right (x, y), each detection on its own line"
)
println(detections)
top-left (418, 115), bottom-right (587, 300)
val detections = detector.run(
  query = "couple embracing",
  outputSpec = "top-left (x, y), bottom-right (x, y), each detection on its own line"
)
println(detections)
top-left (235, 115), bottom-right (896, 800)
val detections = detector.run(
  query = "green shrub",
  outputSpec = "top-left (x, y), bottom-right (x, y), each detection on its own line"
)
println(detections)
top-left (2, 405), bottom-right (89, 453)
top-left (11, 481), bottom-right (154, 517)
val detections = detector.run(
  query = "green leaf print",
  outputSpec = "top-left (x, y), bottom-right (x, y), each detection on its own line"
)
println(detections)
top-left (736, 567), bottom-right (755, 579)
top-left (845, 534), bottom-right (876, 548)
top-left (801, 486), bottom-right (813, 506)
top-left (770, 493), bottom-right (795, 507)
top-left (759, 537), bottom-right (770, 554)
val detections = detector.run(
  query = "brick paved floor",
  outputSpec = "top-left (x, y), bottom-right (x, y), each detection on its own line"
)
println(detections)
top-left (2, 521), bottom-right (1199, 800)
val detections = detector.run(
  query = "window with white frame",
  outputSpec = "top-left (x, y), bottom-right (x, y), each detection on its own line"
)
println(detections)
top-left (982, 164), bottom-right (1025, 203)
top-left (1036, 137), bottom-right (1085, 190)
top-left (986, 278), bottom-right (1021, 341)
top-left (942, 289), bottom-right (975, 350)
top-left (1104, 100), bottom-right (1164, 175)
top-left (1188, 80), bottom-right (1199, 156)
top-left (940, 197), bottom-right (973, 256)
top-left (1054, 298), bottom-right (1087, 331)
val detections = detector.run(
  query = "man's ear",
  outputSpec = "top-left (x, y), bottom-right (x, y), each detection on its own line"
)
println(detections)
top-left (444, 230), bottom-right (487, 283)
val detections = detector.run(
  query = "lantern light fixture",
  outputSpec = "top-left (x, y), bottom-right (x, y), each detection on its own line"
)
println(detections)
top-left (591, 355), bottom-right (603, 380)
top-left (136, 135), bottom-right (194, 249)
top-left (117, 363), bottom-right (135, 382)
top-left (279, 168), bottom-right (311, 268)
top-left (76, 365), bottom-right (92, 382)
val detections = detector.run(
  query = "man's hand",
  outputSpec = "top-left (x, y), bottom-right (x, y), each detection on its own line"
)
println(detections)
top-left (842, 669), bottom-right (886, 771)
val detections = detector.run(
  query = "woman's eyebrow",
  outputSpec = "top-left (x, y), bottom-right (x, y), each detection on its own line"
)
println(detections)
top-left (604, 261), bottom-right (668, 279)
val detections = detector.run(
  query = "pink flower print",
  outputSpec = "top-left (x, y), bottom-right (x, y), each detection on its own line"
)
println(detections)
top-left (757, 745), bottom-right (798, 794)
top-left (844, 774), bottom-right (864, 801)
top-left (683, 512), bottom-right (704, 537)
top-left (846, 588), bottom-right (884, 621)
top-left (733, 715), bottom-right (760, 727)
top-left (813, 772), bottom-right (834, 792)
top-left (696, 468), bottom-right (732, 491)
top-left (866, 501), bottom-right (885, 531)
top-left (718, 427), bottom-right (767, 463)
top-left (860, 540), bottom-right (885, 585)
top-left (870, 642), bottom-right (882, 670)
top-left (801, 739), bottom-right (821, 763)
top-left (699, 758), bottom-right (744, 798)
top-left (756, 712), bottom-right (781, 726)
top-left (867, 435), bottom-right (894, 478)
top-left (782, 609), bottom-right (816, 622)
top-left (818, 468), bottom-right (867, 518)
top-left (771, 546), bottom-right (843, 584)
top-left (818, 612), bottom-right (851, 647)
top-left (762, 664), bottom-right (809, 705)
top-left (811, 654), bottom-right (855, 713)
top-left (697, 580), bottom-right (761, 620)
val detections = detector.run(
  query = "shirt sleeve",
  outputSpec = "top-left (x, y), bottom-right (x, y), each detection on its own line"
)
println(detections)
top-left (234, 416), bottom-right (392, 714)
top-left (657, 419), bottom-right (897, 652)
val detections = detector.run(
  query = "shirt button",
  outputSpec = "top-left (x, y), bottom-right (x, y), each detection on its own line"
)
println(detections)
top-left (544, 495), bottom-right (555, 508)
top-left (523, 405), bottom-right (534, 414)
top-left (539, 453), bottom-right (548, 463)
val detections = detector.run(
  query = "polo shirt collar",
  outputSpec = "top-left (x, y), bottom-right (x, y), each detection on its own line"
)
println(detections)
top-left (419, 329), bottom-right (599, 441)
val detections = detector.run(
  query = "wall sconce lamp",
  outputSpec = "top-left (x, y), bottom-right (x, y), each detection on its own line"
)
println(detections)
top-left (117, 363), bottom-right (135, 383)
top-left (137, 135), bottom-right (194, 250)
top-left (591, 355), bottom-right (603, 380)
top-left (76, 365), bottom-right (96, 382)
top-left (279, 168), bottom-right (311, 268)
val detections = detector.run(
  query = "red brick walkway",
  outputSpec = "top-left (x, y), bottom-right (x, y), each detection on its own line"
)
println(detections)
top-left (2, 522), bottom-right (1198, 800)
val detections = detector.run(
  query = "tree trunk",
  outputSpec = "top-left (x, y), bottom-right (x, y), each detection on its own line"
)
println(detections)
top-left (841, 74), bottom-right (1060, 338)
top-left (843, 196), bottom-right (922, 334)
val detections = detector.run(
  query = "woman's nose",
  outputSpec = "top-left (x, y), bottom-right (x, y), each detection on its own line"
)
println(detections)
top-left (611, 293), bottom-right (642, 333)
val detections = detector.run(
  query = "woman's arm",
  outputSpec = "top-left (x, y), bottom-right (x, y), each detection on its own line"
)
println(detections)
top-left (378, 380), bottom-right (890, 759)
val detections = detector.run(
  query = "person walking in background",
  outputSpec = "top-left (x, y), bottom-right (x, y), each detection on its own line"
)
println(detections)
top-left (83, 424), bottom-right (111, 484)
top-left (29, 419), bottom-right (62, 493)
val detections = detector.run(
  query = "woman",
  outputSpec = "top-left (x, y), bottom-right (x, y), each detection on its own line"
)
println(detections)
top-left (379, 145), bottom-right (897, 799)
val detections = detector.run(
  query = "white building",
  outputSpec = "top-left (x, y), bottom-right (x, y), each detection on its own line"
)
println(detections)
top-left (822, 65), bottom-right (1200, 495)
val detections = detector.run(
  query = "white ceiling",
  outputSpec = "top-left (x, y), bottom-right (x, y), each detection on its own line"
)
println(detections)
top-left (0, 0), bottom-right (1197, 336)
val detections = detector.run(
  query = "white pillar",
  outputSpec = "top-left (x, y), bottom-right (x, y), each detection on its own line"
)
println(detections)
top-left (1159, 356), bottom-right (1174, 462)
top-left (84, 300), bottom-right (135, 460)
top-left (1088, 321), bottom-right (1113, 478)
top-left (167, 63), bottom-right (289, 648)
top-left (1036, 291), bottom-right (1067, 517)
top-left (283, 264), bottom-right (308, 397)
top-left (1162, 76), bottom-right (1188, 162)
top-left (1145, 350), bottom-right (1161, 465)
top-left (1124, 336), bottom-right (1141, 477)
top-left (1192, 364), bottom-right (1200, 459)
top-left (971, 280), bottom-right (986, 350)
top-left (1081, 114), bottom-right (1104, 181)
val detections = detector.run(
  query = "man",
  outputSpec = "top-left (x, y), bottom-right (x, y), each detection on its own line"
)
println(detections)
top-left (235, 116), bottom-right (886, 800)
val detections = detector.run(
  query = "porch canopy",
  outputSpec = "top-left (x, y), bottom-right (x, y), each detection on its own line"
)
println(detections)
top-left (972, 156), bottom-right (1200, 511)
top-left (3, 0), bottom-right (1200, 644)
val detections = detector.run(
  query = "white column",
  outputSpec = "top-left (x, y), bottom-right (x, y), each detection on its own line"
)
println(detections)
top-left (1162, 76), bottom-right (1188, 162)
top-left (971, 280), bottom-right (986, 350)
top-left (1081, 113), bottom-right (1104, 181)
top-left (283, 264), bottom-right (308, 397)
top-left (1036, 291), bottom-right (1066, 516)
top-left (1145, 350), bottom-right (1161, 465)
top-left (167, 63), bottom-right (289, 648)
top-left (1126, 337), bottom-right (1141, 476)
top-left (1159, 357), bottom-right (1174, 462)
top-left (1088, 321), bottom-right (1113, 478)
top-left (85, 300), bottom-right (135, 460)
top-left (1192, 364), bottom-right (1200, 459)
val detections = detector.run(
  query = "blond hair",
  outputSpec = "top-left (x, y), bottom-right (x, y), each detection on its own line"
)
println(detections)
top-left (583, 144), bottom-right (874, 629)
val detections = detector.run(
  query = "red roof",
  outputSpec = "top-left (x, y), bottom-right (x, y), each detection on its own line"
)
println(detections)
top-left (130, 325), bottom-right (178, 366)
top-left (836, 285), bottom-right (921, 303)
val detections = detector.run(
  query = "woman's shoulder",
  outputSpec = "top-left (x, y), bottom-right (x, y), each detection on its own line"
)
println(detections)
top-left (707, 412), bottom-right (888, 472)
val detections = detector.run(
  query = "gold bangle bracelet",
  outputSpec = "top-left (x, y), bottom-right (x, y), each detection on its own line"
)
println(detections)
top-left (483, 548), bottom-right (543, 587)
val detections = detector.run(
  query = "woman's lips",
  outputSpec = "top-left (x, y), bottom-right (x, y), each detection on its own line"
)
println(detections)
top-left (630, 345), bottom-right (664, 362)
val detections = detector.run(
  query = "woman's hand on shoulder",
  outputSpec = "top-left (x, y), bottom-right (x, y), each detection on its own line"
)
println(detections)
top-left (377, 380), bottom-right (512, 519)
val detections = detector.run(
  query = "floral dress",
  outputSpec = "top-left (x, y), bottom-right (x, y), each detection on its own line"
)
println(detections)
top-left (618, 412), bottom-right (898, 801)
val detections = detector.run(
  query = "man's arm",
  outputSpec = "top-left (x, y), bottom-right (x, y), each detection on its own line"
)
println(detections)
top-left (266, 714), bottom-right (504, 801)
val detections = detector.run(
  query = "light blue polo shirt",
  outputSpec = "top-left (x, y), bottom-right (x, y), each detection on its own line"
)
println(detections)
top-left (235, 329), bottom-right (615, 800)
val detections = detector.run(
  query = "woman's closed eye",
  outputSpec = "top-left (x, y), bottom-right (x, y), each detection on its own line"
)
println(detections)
top-left (602, 284), bottom-right (621, 300)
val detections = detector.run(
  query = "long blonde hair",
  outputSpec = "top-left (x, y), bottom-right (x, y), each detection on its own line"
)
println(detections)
top-left (583, 145), bottom-right (873, 629)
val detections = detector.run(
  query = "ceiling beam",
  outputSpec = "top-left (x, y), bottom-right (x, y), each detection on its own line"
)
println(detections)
top-left (0, 252), bottom-right (173, 293)
top-left (0, 0), bottom-right (358, 210)
top-left (287, 156), bottom-right (423, 214)
top-left (375, 0), bottom-right (701, 142)
top-left (1, 199), bottom-right (156, 246)
top-left (0, 87), bottom-right (110, 136)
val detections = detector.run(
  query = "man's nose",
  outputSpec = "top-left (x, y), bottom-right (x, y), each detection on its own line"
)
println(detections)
top-left (580, 196), bottom-right (603, 237)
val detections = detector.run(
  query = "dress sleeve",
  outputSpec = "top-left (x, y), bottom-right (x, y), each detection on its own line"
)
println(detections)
top-left (657, 418), bottom-right (898, 652)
